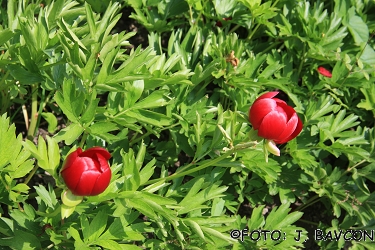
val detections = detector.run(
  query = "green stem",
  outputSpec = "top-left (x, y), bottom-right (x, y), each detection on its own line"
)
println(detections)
top-left (297, 44), bottom-right (306, 77)
top-left (129, 131), bottom-right (151, 147)
top-left (260, 41), bottom-right (283, 55)
top-left (247, 0), bottom-right (279, 40)
top-left (142, 150), bottom-right (233, 186)
top-left (229, 24), bottom-right (241, 34)
top-left (0, 70), bottom-right (10, 91)
top-left (78, 132), bottom-right (89, 148)
top-left (27, 84), bottom-right (39, 140)
top-left (142, 141), bottom-right (258, 186)
top-left (341, 159), bottom-right (367, 178)
top-left (298, 219), bottom-right (320, 226)
top-left (24, 164), bottom-right (39, 185)
top-left (295, 194), bottom-right (320, 212)
top-left (247, 22), bottom-right (261, 41)
top-left (35, 90), bottom-right (53, 134)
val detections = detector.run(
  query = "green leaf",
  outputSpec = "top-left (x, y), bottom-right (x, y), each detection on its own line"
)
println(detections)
top-left (241, 150), bottom-right (281, 184)
top-left (178, 178), bottom-right (228, 214)
top-left (89, 121), bottom-right (118, 134)
top-left (41, 112), bottom-right (58, 133)
top-left (80, 96), bottom-right (99, 125)
top-left (53, 123), bottom-right (84, 145)
top-left (99, 215), bottom-right (145, 241)
top-left (124, 109), bottom-right (173, 127)
top-left (131, 89), bottom-right (170, 110)
top-left (135, 141), bottom-right (146, 170)
top-left (99, 32), bottom-right (134, 62)
top-left (139, 158), bottom-right (156, 185)
top-left (0, 29), bottom-right (14, 46)
top-left (10, 159), bottom-right (34, 179)
top-left (106, 47), bottom-right (155, 84)
top-left (359, 45), bottom-right (375, 66)
top-left (95, 1), bottom-right (120, 42)
top-left (96, 47), bottom-right (119, 85)
top-left (357, 162), bottom-right (375, 183)
top-left (85, 2), bottom-right (97, 40)
top-left (54, 79), bottom-right (85, 123)
top-left (139, 192), bottom-right (176, 206)
top-left (46, 136), bottom-right (60, 177)
top-left (95, 239), bottom-right (124, 250)
top-left (126, 198), bottom-right (158, 220)
top-left (19, 17), bottom-right (48, 60)
top-left (6, 64), bottom-right (44, 85)
top-left (345, 7), bottom-right (368, 45)
top-left (357, 84), bottom-right (375, 111)
top-left (201, 226), bottom-right (235, 243)
top-left (248, 205), bottom-right (265, 230)
top-left (305, 94), bottom-right (340, 122)
top-left (12, 183), bottom-right (30, 193)
top-left (34, 184), bottom-right (57, 209)
top-left (327, 110), bottom-right (360, 138)
top-left (22, 136), bottom-right (59, 177)
top-left (37, 135), bottom-right (49, 168)
top-left (0, 229), bottom-right (41, 249)
top-left (184, 219), bottom-right (205, 241)
top-left (124, 80), bottom-right (144, 108)
top-left (352, 169), bottom-right (370, 196)
top-left (122, 149), bottom-right (141, 191)
top-left (0, 114), bottom-right (19, 169)
top-left (87, 210), bottom-right (108, 242)
top-left (317, 13), bottom-right (348, 50)
top-left (58, 18), bottom-right (87, 50)
top-left (68, 227), bottom-right (87, 249)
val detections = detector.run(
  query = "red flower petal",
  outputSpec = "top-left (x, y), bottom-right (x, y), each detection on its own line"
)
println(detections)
top-left (61, 148), bottom-right (82, 171)
top-left (257, 110), bottom-right (287, 140)
top-left (249, 98), bottom-right (277, 129)
top-left (256, 91), bottom-right (279, 100)
top-left (274, 112), bottom-right (299, 144)
top-left (61, 157), bottom-right (86, 193)
top-left (75, 170), bottom-right (100, 196)
top-left (277, 115), bottom-right (303, 144)
top-left (317, 66), bottom-right (332, 78)
top-left (91, 167), bottom-right (111, 195)
top-left (80, 146), bottom-right (111, 160)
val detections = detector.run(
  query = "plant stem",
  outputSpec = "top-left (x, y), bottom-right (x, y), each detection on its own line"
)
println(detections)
top-left (297, 44), bottom-right (306, 77)
top-left (24, 164), bottom-right (39, 185)
top-left (129, 131), bottom-right (151, 147)
top-left (78, 132), bottom-right (88, 148)
top-left (298, 219), bottom-right (319, 226)
top-left (247, 0), bottom-right (279, 40)
top-left (295, 194), bottom-right (320, 212)
top-left (342, 159), bottom-right (367, 177)
top-left (35, 89), bottom-right (53, 134)
top-left (27, 84), bottom-right (39, 140)
top-left (142, 150), bottom-right (234, 186)
top-left (142, 141), bottom-right (258, 186)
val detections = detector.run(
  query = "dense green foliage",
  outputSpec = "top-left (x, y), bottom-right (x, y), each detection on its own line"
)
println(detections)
top-left (0, 0), bottom-right (374, 249)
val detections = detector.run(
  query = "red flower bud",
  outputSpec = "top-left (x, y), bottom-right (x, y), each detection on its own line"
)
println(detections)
top-left (61, 147), bottom-right (112, 196)
top-left (317, 66), bottom-right (332, 78)
top-left (249, 92), bottom-right (303, 144)
top-left (215, 21), bottom-right (223, 27)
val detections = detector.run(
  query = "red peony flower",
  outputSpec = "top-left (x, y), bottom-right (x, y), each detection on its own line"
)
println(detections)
top-left (249, 92), bottom-right (303, 144)
top-left (317, 66), bottom-right (332, 78)
top-left (61, 147), bottom-right (112, 196)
